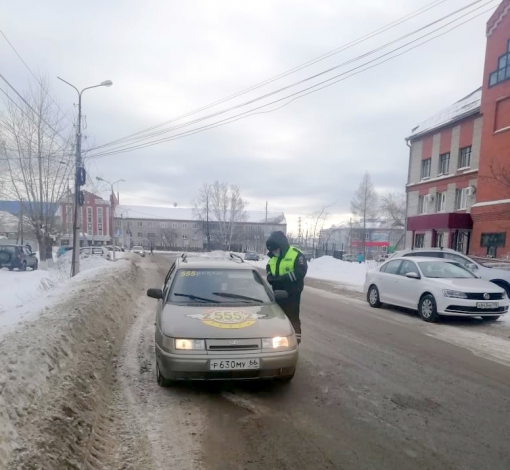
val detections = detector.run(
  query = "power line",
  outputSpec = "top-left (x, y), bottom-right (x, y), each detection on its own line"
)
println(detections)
top-left (89, 0), bottom-right (452, 151)
top-left (0, 72), bottom-right (69, 141)
top-left (0, 27), bottom-right (75, 126)
top-left (87, 1), bottom-right (495, 159)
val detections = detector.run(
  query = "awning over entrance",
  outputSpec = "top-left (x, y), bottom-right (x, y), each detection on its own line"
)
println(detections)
top-left (407, 213), bottom-right (473, 231)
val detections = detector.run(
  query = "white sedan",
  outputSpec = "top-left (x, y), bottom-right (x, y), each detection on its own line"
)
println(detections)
top-left (364, 256), bottom-right (509, 322)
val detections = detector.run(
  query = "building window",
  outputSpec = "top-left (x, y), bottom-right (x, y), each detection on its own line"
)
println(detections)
top-left (455, 188), bottom-right (468, 210)
top-left (137, 232), bottom-right (143, 238)
top-left (115, 220), bottom-right (121, 227)
top-left (182, 234), bottom-right (187, 240)
top-left (488, 41), bottom-right (510, 87)
top-left (192, 223), bottom-right (200, 229)
top-left (148, 221), bottom-right (154, 227)
top-left (182, 223), bottom-right (188, 229)
top-left (87, 223), bottom-right (93, 233)
top-left (414, 233), bottom-right (425, 248)
top-left (421, 159), bottom-right (431, 179)
top-left (436, 192), bottom-right (446, 212)
top-left (192, 234), bottom-right (199, 241)
top-left (160, 222), bottom-right (168, 229)
top-left (97, 207), bottom-right (103, 236)
top-left (435, 232), bottom-right (445, 248)
top-left (87, 207), bottom-right (93, 225)
top-left (458, 146), bottom-right (471, 169)
top-left (365, 232), bottom-right (370, 240)
top-left (438, 153), bottom-right (450, 175)
top-left (418, 195), bottom-right (427, 214)
top-left (137, 221), bottom-right (143, 227)
top-left (148, 232), bottom-right (156, 238)
top-left (172, 223), bottom-right (178, 229)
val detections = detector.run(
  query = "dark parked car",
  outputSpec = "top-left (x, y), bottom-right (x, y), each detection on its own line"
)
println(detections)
top-left (0, 245), bottom-right (38, 271)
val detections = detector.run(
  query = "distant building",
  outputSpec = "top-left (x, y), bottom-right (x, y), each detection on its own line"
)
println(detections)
top-left (320, 221), bottom-right (404, 258)
top-left (57, 191), bottom-right (113, 246)
top-left (114, 205), bottom-right (286, 251)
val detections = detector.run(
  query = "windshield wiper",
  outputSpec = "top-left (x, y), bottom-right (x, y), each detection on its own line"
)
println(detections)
top-left (173, 293), bottom-right (220, 303)
top-left (211, 292), bottom-right (264, 303)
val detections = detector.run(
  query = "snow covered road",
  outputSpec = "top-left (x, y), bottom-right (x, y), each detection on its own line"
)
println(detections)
top-left (2, 253), bottom-right (510, 469)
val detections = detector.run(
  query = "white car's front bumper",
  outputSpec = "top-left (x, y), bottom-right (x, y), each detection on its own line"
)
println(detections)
top-left (437, 297), bottom-right (509, 317)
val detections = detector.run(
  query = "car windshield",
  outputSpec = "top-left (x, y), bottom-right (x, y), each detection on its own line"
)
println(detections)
top-left (418, 261), bottom-right (477, 279)
top-left (169, 268), bottom-right (272, 304)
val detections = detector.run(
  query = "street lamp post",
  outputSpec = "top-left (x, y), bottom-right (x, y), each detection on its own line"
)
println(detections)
top-left (96, 177), bottom-right (124, 260)
top-left (58, 77), bottom-right (113, 276)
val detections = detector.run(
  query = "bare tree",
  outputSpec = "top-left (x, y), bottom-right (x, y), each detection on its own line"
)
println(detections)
top-left (0, 77), bottom-right (73, 262)
top-left (380, 192), bottom-right (406, 229)
top-left (193, 181), bottom-right (248, 250)
top-left (307, 205), bottom-right (331, 255)
top-left (351, 172), bottom-right (379, 259)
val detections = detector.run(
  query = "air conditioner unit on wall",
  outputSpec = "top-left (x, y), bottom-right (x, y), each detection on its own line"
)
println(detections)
top-left (466, 186), bottom-right (476, 197)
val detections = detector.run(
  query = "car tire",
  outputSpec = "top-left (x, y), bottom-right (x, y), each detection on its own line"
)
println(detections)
top-left (481, 316), bottom-right (500, 322)
top-left (367, 285), bottom-right (382, 308)
top-left (418, 294), bottom-right (440, 322)
top-left (33, 261), bottom-right (38, 270)
top-left (21, 262), bottom-right (27, 272)
top-left (156, 361), bottom-right (173, 387)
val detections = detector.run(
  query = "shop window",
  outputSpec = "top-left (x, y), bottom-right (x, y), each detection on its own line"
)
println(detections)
top-left (414, 233), bottom-right (425, 248)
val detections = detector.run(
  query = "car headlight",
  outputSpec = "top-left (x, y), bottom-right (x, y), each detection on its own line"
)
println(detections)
top-left (174, 339), bottom-right (205, 350)
top-left (443, 290), bottom-right (468, 299)
top-left (262, 336), bottom-right (290, 349)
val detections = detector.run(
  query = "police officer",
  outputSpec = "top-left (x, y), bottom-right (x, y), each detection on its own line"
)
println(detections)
top-left (266, 231), bottom-right (308, 344)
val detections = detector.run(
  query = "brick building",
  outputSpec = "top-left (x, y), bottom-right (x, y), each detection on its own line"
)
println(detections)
top-left (470, 1), bottom-right (510, 258)
top-left (57, 191), bottom-right (113, 246)
top-left (405, 89), bottom-right (482, 253)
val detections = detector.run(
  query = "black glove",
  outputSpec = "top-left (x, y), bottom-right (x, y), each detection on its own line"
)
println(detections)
top-left (267, 274), bottom-right (281, 283)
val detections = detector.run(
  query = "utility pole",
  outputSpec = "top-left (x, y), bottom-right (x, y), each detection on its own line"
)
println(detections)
top-left (206, 192), bottom-right (210, 251)
top-left (58, 77), bottom-right (112, 276)
top-left (298, 217), bottom-right (302, 247)
top-left (265, 201), bottom-right (268, 240)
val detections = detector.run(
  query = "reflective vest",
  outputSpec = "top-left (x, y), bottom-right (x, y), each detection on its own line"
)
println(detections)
top-left (268, 246), bottom-right (299, 276)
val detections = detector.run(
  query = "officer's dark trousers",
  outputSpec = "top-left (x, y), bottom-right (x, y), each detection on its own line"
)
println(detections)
top-left (277, 292), bottom-right (302, 343)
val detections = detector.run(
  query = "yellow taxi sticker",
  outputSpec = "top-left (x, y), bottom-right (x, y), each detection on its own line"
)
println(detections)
top-left (188, 309), bottom-right (266, 329)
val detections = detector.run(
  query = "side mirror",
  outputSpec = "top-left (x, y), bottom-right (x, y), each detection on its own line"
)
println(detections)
top-left (147, 288), bottom-right (163, 300)
top-left (405, 272), bottom-right (420, 279)
top-left (467, 263), bottom-right (478, 271)
top-left (274, 290), bottom-right (288, 301)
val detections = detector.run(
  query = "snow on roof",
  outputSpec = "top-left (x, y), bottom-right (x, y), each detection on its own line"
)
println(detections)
top-left (114, 205), bottom-right (286, 224)
top-left (408, 88), bottom-right (482, 139)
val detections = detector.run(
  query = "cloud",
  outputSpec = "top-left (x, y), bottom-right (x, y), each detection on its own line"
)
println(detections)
top-left (1, 0), bottom-right (494, 233)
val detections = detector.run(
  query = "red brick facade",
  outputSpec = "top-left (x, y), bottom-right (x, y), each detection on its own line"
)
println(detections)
top-left (60, 191), bottom-right (112, 245)
top-left (470, 0), bottom-right (510, 257)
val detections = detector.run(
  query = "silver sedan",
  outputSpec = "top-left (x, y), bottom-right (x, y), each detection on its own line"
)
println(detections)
top-left (147, 255), bottom-right (298, 385)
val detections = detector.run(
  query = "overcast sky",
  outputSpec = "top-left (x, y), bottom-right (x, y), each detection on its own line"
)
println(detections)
top-left (1, 0), bottom-right (496, 233)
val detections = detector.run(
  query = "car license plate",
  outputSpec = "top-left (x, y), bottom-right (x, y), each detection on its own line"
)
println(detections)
top-left (209, 359), bottom-right (260, 371)
top-left (476, 302), bottom-right (498, 309)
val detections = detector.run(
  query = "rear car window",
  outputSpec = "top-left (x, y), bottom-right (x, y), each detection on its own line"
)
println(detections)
top-left (380, 260), bottom-right (402, 274)
top-left (169, 268), bottom-right (273, 304)
top-left (405, 251), bottom-right (443, 258)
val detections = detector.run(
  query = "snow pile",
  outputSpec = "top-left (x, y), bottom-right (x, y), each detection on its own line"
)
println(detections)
top-left (246, 254), bottom-right (376, 292)
top-left (0, 259), bottom-right (140, 468)
top-left (0, 253), bottom-right (128, 333)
